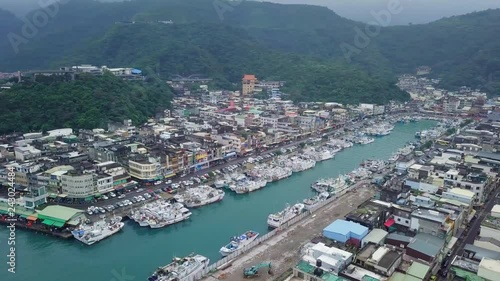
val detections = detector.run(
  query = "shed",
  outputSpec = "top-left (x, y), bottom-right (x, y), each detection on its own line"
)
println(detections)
top-left (323, 219), bottom-right (369, 243)
top-left (36, 205), bottom-right (85, 228)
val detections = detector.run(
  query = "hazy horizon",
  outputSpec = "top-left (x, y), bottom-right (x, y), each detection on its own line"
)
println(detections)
top-left (1, 0), bottom-right (500, 25)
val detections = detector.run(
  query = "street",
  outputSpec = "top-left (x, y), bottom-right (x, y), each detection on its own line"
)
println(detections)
top-left (53, 121), bottom-right (352, 211)
top-left (438, 187), bottom-right (500, 280)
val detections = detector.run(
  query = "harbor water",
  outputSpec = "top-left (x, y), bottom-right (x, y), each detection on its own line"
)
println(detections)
top-left (0, 121), bottom-right (435, 281)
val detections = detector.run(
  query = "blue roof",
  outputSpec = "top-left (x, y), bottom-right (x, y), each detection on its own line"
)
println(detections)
top-left (131, 69), bottom-right (142, 74)
top-left (324, 219), bottom-right (368, 236)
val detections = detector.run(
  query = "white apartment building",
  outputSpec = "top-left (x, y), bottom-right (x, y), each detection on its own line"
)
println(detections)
top-left (96, 175), bottom-right (114, 193)
top-left (61, 173), bottom-right (96, 198)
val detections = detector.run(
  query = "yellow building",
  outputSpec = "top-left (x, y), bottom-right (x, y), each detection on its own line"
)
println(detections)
top-left (242, 74), bottom-right (257, 96)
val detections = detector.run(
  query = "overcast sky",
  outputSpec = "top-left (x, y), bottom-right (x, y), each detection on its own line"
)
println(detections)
top-left (259, 0), bottom-right (500, 25)
top-left (1, 0), bottom-right (500, 25)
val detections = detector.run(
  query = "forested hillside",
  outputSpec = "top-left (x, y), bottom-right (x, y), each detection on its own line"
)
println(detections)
top-left (0, 73), bottom-right (172, 134)
top-left (1, 0), bottom-right (499, 98)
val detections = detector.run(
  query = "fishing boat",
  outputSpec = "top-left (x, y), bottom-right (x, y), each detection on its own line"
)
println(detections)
top-left (219, 230), bottom-right (259, 256)
top-left (303, 192), bottom-right (330, 210)
top-left (72, 216), bottom-right (124, 245)
top-left (131, 200), bottom-right (192, 228)
top-left (181, 185), bottom-right (225, 208)
top-left (214, 179), bottom-right (228, 189)
top-left (267, 203), bottom-right (305, 229)
top-left (148, 254), bottom-right (209, 281)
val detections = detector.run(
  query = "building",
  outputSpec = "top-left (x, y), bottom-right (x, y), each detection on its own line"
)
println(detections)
top-left (242, 74), bottom-right (257, 96)
top-left (128, 158), bottom-right (161, 181)
top-left (295, 242), bottom-right (353, 276)
top-left (479, 215), bottom-right (500, 245)
top-left (14, 145), bottom-right (41, 161)
top-left (442, 188), bottom-right (476, 205)
top-left (362, 229), bottom-right (389, 247)
top-left (61, 171), bottom-right (96, 198)
top-left (36, 205), bottom-right (86, 228)
top-left (477, 258), bottom-right (500, 281)
top-left (24, 185), bottom-right (48, 209)
top-left (354, 243), bottom-right (402, 276)
top-left (323, 219), bottom-right (369, 246)
top-left (410, 207), bottom-right (453, 239)
top-left (406, 233), bottom-right (446, 263)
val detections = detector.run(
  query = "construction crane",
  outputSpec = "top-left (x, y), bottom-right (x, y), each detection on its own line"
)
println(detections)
top-left (243, 262), bottom-right (272, 278)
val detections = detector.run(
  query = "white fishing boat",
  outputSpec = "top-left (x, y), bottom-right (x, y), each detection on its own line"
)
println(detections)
top-left (72, 216), bottom-right (124, 245)
top-left (131, 200), bottom-right (192, 228)
top-left (358, 137), bottom-right (375, 145)
top-left (148, 254), bottom-right (209, 281)
top-left (214, 179), bottom-right (228, 189)
top-left (267, 203), bottom-right (305, 228)
top-left (219, 230), bottom-right (259, 256)
top-left (182, 185), bottom-right (225, 208)
top-left (303, 192), bottom-right (330, 209)
top-left (388, 153), bottom-right (400, 162)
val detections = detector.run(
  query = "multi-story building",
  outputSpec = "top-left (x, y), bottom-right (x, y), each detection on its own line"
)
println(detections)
top-left (128, 158), bottom-right (160, 181)
top-left (61, 171), bottom-right (96, 198)
top-left (242, 74), bottom-right (257, 96)
top-left (14, 145), bottom-right (41, 161)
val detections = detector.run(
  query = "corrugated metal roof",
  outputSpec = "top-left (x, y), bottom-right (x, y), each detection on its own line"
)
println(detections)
top-left (324, 219), bottom-right (368, 236)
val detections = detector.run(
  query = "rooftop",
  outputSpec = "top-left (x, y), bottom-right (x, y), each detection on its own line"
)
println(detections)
top-left (481, 215), bottom-right (500, 230)
top-left (324, 219), bottom-right (368, 236)
top-left (447, 187), bottom-right (475, 198)
top-left (295, 260), bottom-right (349, 281)
top-left (389, 272), bottom-right (421, 281)
top-left (342, 264), bottom-right (386, 281)
top-left (463, 244), bottom-right (500, 260)
top-left (411, 208), bottom-right (448, 223)
top-left (378, 250), bottom-right (401, 269)
top-left (363, 229), bottom-right (389, 244)
top-left (386, 233), bottom-right (413, 243)
top-left (406, 261), bottom-right (430, 279)
top-left (36, 205), bottom-right (83, 221)
top-left (450, 267), bottom-right (485, 281)
top-left (407, 233), bottom-right (445, 258)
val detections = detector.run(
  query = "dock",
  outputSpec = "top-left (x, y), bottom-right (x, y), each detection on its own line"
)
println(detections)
top-left (199, 181), bottom-right (376, 281)
top-left (0, 218), bottom-right (74, 239)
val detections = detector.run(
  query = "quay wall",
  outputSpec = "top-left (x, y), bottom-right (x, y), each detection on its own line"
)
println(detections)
top-left (189, 184), bottom-right (355, 280)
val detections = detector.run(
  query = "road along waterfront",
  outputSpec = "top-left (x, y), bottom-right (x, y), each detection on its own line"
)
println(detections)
top-left (0, 120), bottom-right (436, 281)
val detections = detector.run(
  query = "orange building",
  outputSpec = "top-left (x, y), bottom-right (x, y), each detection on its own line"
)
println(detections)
top-left (242, 74), bottom-right (258, 96)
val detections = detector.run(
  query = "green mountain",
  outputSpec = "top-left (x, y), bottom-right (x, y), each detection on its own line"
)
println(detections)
top-left (0, 73), bottom-right (172, 134)
top-left (1, 0), bottom-right (499, 97)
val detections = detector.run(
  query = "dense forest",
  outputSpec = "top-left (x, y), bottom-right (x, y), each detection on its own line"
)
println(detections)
top-left (0, 0), bottom-right (499, 110)
top-left (0, 73), bottom-right (172, 134)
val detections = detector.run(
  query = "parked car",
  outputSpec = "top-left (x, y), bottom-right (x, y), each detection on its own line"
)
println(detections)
top-left (136, 188), bottom-right (144, 193)
top-left (118, 194), bottom-right (126, 199)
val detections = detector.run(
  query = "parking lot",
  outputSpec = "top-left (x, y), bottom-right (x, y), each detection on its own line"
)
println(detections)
top-left (76, 151), bottom-right (290, 217)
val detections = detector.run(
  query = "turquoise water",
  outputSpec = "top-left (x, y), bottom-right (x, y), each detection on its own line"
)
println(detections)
top-left (0, 121), bottom-right (435, 281)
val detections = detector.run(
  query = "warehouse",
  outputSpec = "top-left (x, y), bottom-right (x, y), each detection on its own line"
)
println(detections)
top-left (323, 219), bottom-right (369, 246)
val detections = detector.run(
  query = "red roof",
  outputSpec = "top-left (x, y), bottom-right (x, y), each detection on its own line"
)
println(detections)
top-left (384, 218), bottom-right (395, 227)
top-left (242, 74), bottom-right (257, 81)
